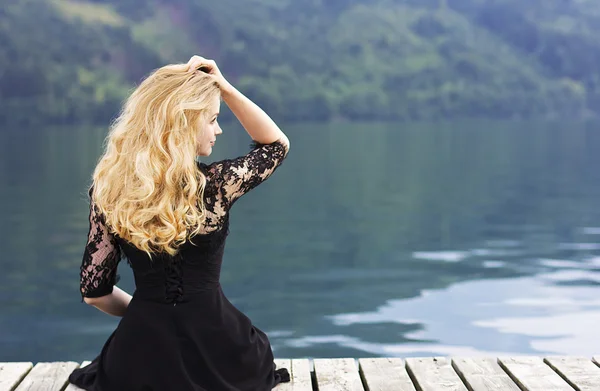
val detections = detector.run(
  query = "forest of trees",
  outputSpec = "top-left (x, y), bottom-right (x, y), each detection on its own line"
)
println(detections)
top-left (2, 0), bottom-right (600, 125)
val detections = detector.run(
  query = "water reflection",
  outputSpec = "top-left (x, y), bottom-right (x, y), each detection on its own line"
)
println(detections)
top-left (325, 257), bottom-right (600, 357)
top-left (1, 121), bottom-right (600, 361)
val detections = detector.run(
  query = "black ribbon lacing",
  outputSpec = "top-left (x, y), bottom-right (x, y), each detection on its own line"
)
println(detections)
top-left (165, 252), bottom-right (184, 305)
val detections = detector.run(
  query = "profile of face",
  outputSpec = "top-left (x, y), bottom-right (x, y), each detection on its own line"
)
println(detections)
top-left (196, 96), bottom-right (222, 157)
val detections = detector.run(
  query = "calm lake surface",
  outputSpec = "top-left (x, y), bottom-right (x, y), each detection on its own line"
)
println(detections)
top-left (1, 120), bottom-right (600, 362)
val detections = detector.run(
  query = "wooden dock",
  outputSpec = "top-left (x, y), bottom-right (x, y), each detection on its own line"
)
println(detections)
top-left (1, 356), bottom-right (600, 390)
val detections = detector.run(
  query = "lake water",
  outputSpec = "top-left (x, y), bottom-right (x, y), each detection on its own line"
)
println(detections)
top-left (1, 120), bottom-right (600, 362)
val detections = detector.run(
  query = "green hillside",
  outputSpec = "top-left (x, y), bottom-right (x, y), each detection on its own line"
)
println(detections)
top-left (1, 0), bottom-right (599, 125)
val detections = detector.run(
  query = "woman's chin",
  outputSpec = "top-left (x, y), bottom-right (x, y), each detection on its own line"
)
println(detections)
top-left (196, 146), bottom-right (212, 156)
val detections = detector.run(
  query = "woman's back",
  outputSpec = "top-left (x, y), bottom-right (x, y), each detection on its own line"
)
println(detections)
top-left (71, 139), bottom-right (290, 391)
top-left (80, 140), bottom-right (288, 305)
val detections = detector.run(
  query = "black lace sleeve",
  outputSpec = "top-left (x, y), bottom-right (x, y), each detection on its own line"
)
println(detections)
top-left (210, 138), bottom-right (289, 207)
top-left (79, 190), bottom-right (122, 302)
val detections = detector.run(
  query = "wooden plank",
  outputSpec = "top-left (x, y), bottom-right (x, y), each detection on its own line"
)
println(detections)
top-left (274, 359), bottom-right (313, 390)
top-left (14, 362), bottom-right (79, 391)
top-left (290, 359), bottom-right (313, 391)
top-left (498, 356), bottom-right (573, 391)
top-left (64, 377), bottom-right (84, 390)
top-left (274, 359), bottom-right (291, 370)
top-left (544, 356), bottom-right (600, 391)
top-left (358, 358), bottom-right (416, 391)
top-left (0, 363), bottom-right (33, 391)
top-left (64, 361), bottom-right (92, 391)
top-left (406, 357), bottom-right (468, 391)
top-left (452, 357), bottom-right (521, 391)
top-left (313, 358), bottom-right (363, 391)
top-left (2, 356), bottom-right (598, 391)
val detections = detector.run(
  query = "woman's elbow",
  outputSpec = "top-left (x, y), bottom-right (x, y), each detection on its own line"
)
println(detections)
top-left (280, 134), bottom-right (290, 155)
top-left (83, 296), bottom-right (98, 305)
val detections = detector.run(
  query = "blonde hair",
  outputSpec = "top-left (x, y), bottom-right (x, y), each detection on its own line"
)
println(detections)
top-left (90, 64), bottom-right (221, 259)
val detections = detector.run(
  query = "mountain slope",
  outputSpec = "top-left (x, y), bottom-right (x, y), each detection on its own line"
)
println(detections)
top-left (1, 0), bottom-right (598, 125)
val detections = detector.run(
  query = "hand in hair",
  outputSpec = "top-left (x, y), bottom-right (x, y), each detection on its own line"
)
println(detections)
top-left (186, 55), bottom-right (233, 94)
top-left (186, 55), bottom-right (289, 149)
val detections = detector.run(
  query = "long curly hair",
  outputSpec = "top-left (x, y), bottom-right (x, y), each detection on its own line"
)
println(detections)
top-left (89, 64), bottom-right (221, 259)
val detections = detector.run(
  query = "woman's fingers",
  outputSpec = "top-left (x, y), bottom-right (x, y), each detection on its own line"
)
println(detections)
top-left (186, 55), bottom-right (218, 73)
top-left (186, 55), bottom-right (206, 71)
top-left (197, 61), bottom-right (217, 74)
top-left (187, 55), bottom-right (205, 65)
top-left (184, 55), bottom-right (230, 90)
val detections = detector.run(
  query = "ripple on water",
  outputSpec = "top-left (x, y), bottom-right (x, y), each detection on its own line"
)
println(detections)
top-left (321, 270), bottom-right (600, 356)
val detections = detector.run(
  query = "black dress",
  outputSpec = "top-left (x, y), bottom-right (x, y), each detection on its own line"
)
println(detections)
top-left (68, 140), bottom-right (290, 391)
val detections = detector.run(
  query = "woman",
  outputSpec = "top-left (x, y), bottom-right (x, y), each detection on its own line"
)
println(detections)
top-left (68, 55), bottom-right (291, 391)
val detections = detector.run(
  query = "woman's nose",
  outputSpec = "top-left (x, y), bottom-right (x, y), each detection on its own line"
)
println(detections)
top-left (216, 126), bottom-right (223, 135)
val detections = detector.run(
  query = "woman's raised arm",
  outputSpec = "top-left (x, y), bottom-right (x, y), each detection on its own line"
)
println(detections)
top-left (185, 55), bottom-right (290, 150)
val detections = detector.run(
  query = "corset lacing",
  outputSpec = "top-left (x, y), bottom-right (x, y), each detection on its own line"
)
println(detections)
top-left (165, 252), bottom-right (184, 305)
